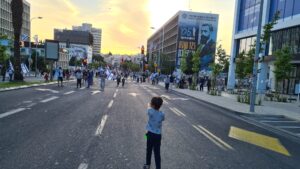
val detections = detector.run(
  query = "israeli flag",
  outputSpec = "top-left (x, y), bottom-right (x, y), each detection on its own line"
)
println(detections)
top-left (21, 63), bottom-right (29, 74)
top-left (21, 34), bottom-right (29, 41)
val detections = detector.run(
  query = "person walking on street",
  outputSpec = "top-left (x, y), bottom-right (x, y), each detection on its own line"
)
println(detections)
top-left (116, 74), bottom-right (121, 87)
top-left (75, 69), bottom-right (83, 88)
top-left (87, 70), bottom-right (93, 88)
top-left (164, 75), bottom-right (170, 92)
top-left (57, 67), bottom-right (63, 87)
top-left (144, 97), bottom-right (165, 169)
top-left (200, 77), bottom-right (205, 91)
top-left (207, 78), bottom-right (211, 92)
top-left (121, 74), bottom-right (126, 87)
top-left (99, 69), bottom-right (106, 91)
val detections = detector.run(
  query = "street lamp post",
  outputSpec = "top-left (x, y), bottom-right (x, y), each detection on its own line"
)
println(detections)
top-left (29, 17), bottom-right (42, 77)
top-left (250, 0), bottom-right (264, 112)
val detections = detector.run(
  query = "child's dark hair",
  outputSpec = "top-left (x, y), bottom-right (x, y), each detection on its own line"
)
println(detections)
top-left (151, 97), bottom-right (163, 110)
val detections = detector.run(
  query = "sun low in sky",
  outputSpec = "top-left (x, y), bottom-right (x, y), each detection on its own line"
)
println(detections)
top-left (28, 0), bottom-right (235, 55)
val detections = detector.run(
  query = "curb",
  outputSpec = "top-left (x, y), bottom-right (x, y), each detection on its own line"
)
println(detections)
top-left (0, 80), bottom-right (76, 92)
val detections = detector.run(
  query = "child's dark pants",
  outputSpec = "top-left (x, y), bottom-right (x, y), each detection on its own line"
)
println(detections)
top-left (146, 131), bottom-right (161, 169)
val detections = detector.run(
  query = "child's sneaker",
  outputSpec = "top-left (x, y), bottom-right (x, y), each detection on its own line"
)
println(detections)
top-left (143, 164), bottom-right (150, 169)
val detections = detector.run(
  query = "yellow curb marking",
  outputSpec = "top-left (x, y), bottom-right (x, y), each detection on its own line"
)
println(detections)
top-left (229, 126), bottom-right (290, 156)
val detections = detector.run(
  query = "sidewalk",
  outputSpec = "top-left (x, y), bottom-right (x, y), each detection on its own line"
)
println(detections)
top-left (159, 82), bottom-right (300, 121)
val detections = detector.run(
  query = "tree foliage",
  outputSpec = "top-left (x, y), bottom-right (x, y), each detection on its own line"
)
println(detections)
top-left (192, 47), bottom-right (201, 74)
top-left (273, 46), bottom-right (293, 91)
top-left (180, 50), bottom-right (188, 74)
top-left (160, 53), bottom-right (175, 75)
top-left (235, 49), bottom-right (255, 80)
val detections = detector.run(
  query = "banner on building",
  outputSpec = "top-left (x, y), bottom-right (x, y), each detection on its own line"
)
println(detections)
top-left (176, 12), bottom-right (219, 72)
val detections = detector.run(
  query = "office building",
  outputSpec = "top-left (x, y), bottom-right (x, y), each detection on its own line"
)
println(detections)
top-left (0, 0), bottom-right (30, 38)
top-left (147, 10), bottom-right (219, 73)
top-left (73, 23), bottom-right (102, 55)
top-left (227, 0), bottom-right (300, 94)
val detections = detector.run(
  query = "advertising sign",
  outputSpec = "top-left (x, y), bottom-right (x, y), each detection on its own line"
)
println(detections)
top-left (177, 12), bottom-right (219, 72)
top-left (45, 40), bottom-right (59, 61)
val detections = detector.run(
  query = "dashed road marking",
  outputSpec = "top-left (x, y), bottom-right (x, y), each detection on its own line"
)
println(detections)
top-left (95, 115), bottom-right (108, 136)
top-left (91, 91), bottom-right (101, 95)
top-left (108, 100), bottom-right (114, 108)
top-left (0, 108), bottom-right (27, 119)
top-left (36, 88), bottom-right (59, 94)
top-left (113, 93), bottom-right (117, 98)
top-left (78, 162), bottom-right (88, 169)
top-left (80, 87), bottom-right (86, 90)
top-left (26, 103), bottom-right (37, 108)
top-left (260, 120), bottom-right (298, 123)
top-left (40, 96), bottom-right (59, 103)
top-left (64, 91), bottom-right (75, 95)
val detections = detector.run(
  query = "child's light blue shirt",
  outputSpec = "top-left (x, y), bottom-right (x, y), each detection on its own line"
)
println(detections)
top-left (146, 108), bottom-right (165, 134)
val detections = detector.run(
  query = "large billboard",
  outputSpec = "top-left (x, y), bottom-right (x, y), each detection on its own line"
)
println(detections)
top-left (177, 11), bottom-right (219, 72)
top-left (45, 40), bottom-right (59, 61)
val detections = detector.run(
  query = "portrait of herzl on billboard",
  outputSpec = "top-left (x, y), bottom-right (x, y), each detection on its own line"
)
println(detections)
top-left (198, 22), bottom-right (217, 71)
top-left (177, 12), bottom-right (219, 73)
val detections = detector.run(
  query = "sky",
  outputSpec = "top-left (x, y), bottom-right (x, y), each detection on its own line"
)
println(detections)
top-left (27, 0), bottom-right (235, 55)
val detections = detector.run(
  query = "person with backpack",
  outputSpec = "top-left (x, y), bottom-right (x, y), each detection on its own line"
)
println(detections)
top-left (57, 67), bottom-right (63, 87)
top-left (144, 97), bottom-right (165, 169)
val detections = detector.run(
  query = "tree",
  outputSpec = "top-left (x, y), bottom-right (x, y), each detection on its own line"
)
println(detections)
top-left (235, 48), bottom-right (254, 89)
top-left (11, 0), bottom-right (24, 81)
top-left (192, 47), bottom-right (201, 74)
top-left (0, 34), bottom-right (9, 66)
top-left (69, 57), bottom-right (76, 66)
top-left (273, 46), bottom-right (293, 93)
top-left (215, 45), bottom-right (229, 73)
top-left (180, 50), bottom-right (188, 74)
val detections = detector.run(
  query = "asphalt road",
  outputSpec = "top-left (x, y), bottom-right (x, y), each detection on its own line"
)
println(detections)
top-left (0, 79), bottom-right (300, 169)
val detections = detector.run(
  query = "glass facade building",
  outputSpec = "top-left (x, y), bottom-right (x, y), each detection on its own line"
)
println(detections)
top-left (228, 0), bottom-right (300, 94)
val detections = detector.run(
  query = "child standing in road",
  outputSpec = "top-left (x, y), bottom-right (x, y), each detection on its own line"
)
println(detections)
top-left (144, 97), bottom-right (165, 169)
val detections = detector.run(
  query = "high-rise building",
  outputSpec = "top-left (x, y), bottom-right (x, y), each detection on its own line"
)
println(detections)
top-left (147, 11), bottom-right (219, 73)
top-left (227, 0), bottom-right (300, 94)
top-left (73, 23), bottom-right (102, 55)
top-left (0, 0), bottom-right (30, 38)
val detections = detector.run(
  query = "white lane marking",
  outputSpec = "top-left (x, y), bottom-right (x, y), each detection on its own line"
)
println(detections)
top-left (78, 162), bottom-right (88, 169)
top-left (80, 87), bottom-right (86, 90)
top-left (170, 107), bottom-right (186, 117)
top-left (164, 100), bottom-right (169, 104)
top-left (260, 120), bottom-right (298, 123)
top-left (278, 126), bottom-right (300, 129)
top-left (64, 91), bottom-right (75, 95)
top-left (198, 125), bottom-right (234, 150)
top-left (95, 115), bottom-right (108, 136)
top-left (113, 93), bottom-right (117, 98)
top-left (36, 88), bottom-right (59, 94)
top-left (128, 93), bottom-right (139, 97)
top-left (23, 100), bottom-right (32, 103)
top-left (0, 108), bottom-right (27, 119)
top-left (193, 125), bottom-right (227, 150)
top-left (116, 89), bottom-right (119, 92)
top-left (169, 107), bottom-right (182, 117)
top-left (26, 103), bottom-right (37, 108)
top-left (108, 100), bottom-right (114, 108)
top-left (91, 91), bottom-right (101, 95)
top-left (40, 96), bottom-right (59, 103)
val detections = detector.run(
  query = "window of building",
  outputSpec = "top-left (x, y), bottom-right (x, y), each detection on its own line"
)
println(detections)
top-left (238, 0), bottom-right (261, 31)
